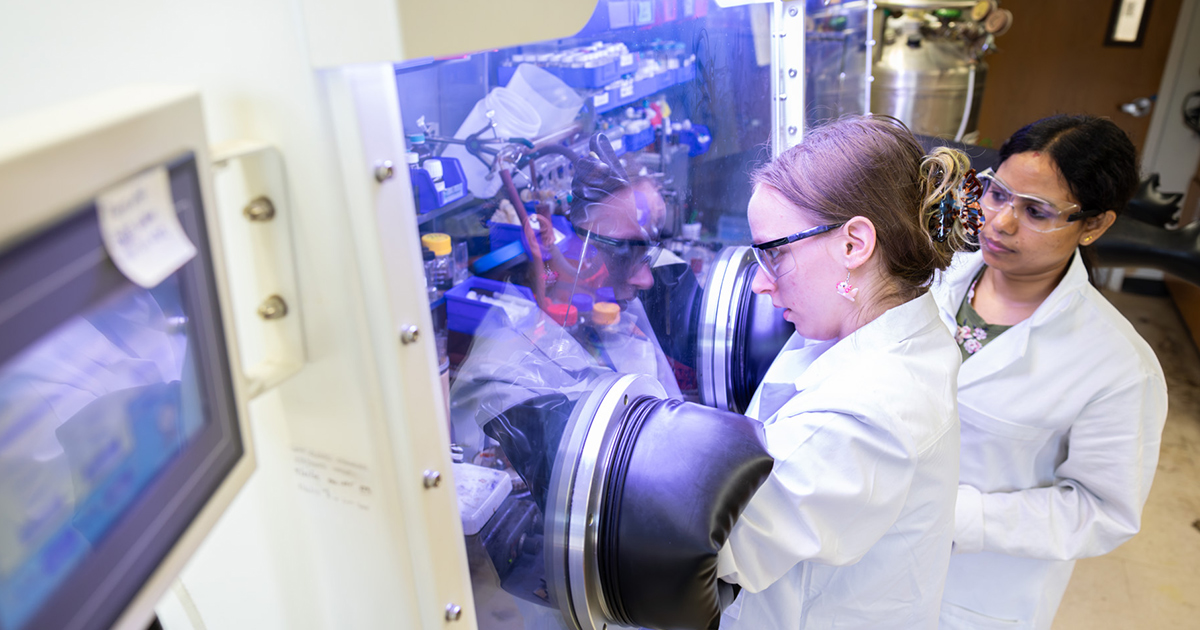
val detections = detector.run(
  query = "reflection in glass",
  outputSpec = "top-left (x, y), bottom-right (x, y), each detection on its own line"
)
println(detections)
top-left (806, 0), bottom-right (871, 129)
top-left (0, 278), bottom-right (203, 629)
top-left (394, 2), bottom-right (774, 626)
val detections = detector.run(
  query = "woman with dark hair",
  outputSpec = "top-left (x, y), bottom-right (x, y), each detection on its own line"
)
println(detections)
top-left (933, 115), bottom-right (1168, 629)
top-left (715, 115), bottom-right (978, 628)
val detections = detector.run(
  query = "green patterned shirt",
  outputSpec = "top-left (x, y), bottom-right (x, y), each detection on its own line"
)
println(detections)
top-left (954, 267), bottom-right (1012, 361)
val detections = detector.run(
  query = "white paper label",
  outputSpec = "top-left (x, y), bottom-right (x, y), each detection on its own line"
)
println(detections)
top-left (594, 92), bottom-right (611, 107)
top-left (668, 58), bottom-right (681, 70)
top-left (619, 53), bottom-right (635, 67)
top-left (620, 84), bottom-right (635, 98)
top-left (440, 183), bottom-right (464, 204)
top-left (96, 166), bottom-right (197, 288)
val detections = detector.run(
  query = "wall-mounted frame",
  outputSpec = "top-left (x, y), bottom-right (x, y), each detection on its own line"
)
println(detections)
top-left (1105, 0), bottom-right (1155, 47)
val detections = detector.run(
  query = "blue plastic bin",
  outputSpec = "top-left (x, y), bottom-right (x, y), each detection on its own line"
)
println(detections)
top-left (555, 62), bottom-right (619, 89)
top-left (633, 75), bottom-right (656, 101)
top-left (624, 125), bottom-right (656, 153)
top-left (410, 156), bottom-right (467, 213)
top-left (680, 124), bottom-right (712, 157)
top-left (501, 61), bottom-right (618, 90)
top-left (446, 277), bottom-right (536, 335)
top-left (488, 213), bottom-right (573, 261)
top-left (593, 87), bottom-right (623, 114)
top-left (656, 69), bottom-right (677, 91)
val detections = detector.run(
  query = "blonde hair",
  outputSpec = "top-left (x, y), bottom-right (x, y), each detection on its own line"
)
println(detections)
top-left (752, 115), bottom-right (974, 302)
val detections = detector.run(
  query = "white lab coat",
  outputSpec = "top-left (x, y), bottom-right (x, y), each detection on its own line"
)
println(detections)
top-left (717, 292), bottom-right (960, 629)
top-left (931, 251), bottom-right (1168, 630)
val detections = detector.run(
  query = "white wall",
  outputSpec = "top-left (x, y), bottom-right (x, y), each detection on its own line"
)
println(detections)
top-left (0, 1), bottom-right (428, 628)
top-left (1143, 0), bottom-right (1200, 193)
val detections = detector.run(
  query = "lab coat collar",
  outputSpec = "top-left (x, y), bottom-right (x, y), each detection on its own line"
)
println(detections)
top-left (790, 292), bottom-right (943, 396)
top-left (934, 250), bottom-right (1089, 387)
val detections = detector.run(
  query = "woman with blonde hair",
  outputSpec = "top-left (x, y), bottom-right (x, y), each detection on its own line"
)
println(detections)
top-left (716, 115), bottom-right (980, 628)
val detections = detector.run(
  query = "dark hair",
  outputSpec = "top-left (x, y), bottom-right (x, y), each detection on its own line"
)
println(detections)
top-left (751, 115), bottom-right (975, 302)
top-left (569, 133), bottom-right (631, 227)
top-left (998, 115), bottom-right (1139, 217)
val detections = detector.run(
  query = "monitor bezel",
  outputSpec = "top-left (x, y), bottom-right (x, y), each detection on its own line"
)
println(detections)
top-left (0, 153), bottom-right (246, 630)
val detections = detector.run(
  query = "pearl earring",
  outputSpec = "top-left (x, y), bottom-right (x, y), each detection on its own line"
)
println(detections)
top-left (836, 270), bottom-right (858, 302)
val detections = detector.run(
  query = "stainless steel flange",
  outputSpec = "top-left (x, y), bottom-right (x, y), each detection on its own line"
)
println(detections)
top-left (545, 373), bottom-right (667, 630)
top-left (698, 246), bottom-right (758, 412)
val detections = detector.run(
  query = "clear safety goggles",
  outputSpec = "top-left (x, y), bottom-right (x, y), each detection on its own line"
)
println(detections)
top-left (977, 168), bottom-right (1097, 234)
top-left (750, 223), bottom-right (844, 281)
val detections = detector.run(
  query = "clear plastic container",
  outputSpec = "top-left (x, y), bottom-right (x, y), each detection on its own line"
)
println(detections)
top-left (452, 239), bottom-right (470, 285)
top-left (505, 63), bottom-right (585, 137)
top-left (441, 87), bottom-right (542, 198)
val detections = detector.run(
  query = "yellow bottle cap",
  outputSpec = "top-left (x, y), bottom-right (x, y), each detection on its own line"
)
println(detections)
top-left (421, 232), bottom-right (452, 256)
top-left (592, 301), bottom-right (620, 326)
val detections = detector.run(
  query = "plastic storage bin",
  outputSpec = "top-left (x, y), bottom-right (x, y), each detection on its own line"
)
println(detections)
top-left (615, 81), bottom-right (638, 107)
top-left (446, 277), bottom-right (537, 335)
top-left (454, 463), bottom-right (513, 536)
top-left (680, 124), bottom-right (712, 157)
top-left (633, 75), bottom-right (656, 100)
top-left (488, 212), bottom-right (571, 260)
top-left (500, 60), bottom-right (619, 91)
top-left (410, 156), bottom-right (467, 213)
top-left (592, 87), bottom-right (622, 114)
top-left (624, 123), bottom-right (656, 153)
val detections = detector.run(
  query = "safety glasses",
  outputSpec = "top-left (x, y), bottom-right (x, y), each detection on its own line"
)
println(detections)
top-left (572, 225), bottom-right (662, 284)
top-left (977, 169), bottom-right (1097, 234)
top-left (750, 223), bottom-right (844, 281)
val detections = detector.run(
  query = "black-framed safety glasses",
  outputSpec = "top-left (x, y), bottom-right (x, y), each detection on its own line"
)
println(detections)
top-left (751, 222), bottom-right (844, 281)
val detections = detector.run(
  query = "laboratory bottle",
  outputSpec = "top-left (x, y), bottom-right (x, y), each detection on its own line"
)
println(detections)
top-left (408, 152), bottom-right (424, 210)
top-left (546, 302), bottom-right (578, 328)
top-left (571, 293), bottom-right (594, 325)
top-left (421, 232), bottom-right (454, 297)
top-left (422, 247), bottom-right (438, 302)
top-left (591, 301), bottom-right (659, 378)
top-left (430, 295), bottom-right (451, 428)
top-left (423, 158), bottom-right (445, 193)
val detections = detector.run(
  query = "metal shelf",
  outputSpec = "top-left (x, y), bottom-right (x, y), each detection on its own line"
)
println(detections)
top-left (416, 193), bottom-right (481, 226)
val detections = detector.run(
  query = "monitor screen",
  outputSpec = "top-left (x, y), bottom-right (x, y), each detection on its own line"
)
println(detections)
top-left (0, 153), bottom-right (243, 630)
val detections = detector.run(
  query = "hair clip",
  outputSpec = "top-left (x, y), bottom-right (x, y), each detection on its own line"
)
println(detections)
top-left (957, 169), bottom-right (984, 237)
top-left (929, 195), bottom-right (956, 243)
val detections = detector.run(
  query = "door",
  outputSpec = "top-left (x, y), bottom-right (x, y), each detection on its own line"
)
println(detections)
top-left (974, 0), bottom-right (1183, 151)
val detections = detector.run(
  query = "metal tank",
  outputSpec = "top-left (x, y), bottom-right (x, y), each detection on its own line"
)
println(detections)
top-left (871, 0), bottom-right (1012, 142)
